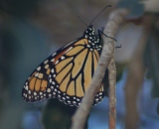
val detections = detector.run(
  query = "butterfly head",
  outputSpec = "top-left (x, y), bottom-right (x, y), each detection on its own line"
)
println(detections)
top-left (83, 25), bottom-right (101, 48)
top-left (84, 25), bottom-right (95, 37)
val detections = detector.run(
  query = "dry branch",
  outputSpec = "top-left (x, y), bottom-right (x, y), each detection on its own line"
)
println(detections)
top-left (108, 58), bottom-right (116, 129)
top-left (71, 9), bottom-right (129, 129)
top-left (125, 15), bottom-right (152, 129)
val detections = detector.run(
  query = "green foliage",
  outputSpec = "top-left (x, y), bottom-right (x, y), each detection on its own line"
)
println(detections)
top-left (42, 99), bottom-right (88, 129)
top-left (144, 26), bottom-right (159, 98)
top-left (42, 99), bottom-right (76, 129)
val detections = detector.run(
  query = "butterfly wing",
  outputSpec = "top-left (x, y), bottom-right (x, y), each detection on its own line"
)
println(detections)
top-left (22, 62), bottom-right (52, 102)
top-left (48, 38), bottom-right (104, 106)
top-left (22, 25), bottom-right (105, 106)
top-left (22, 39), bottom-right (78, 102)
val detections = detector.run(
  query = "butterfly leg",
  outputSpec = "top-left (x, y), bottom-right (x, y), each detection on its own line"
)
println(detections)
top-left (98, 30), bottom-right (117, 42)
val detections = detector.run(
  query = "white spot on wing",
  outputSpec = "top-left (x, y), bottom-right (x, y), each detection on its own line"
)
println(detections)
top-left (62, 97), bottom-right (66, 100)
top-left (45, 64), bottom-right (49, 69)
top-left (66, 96), bottom-right (70, 99)
top-left (63, 40), bottom-right (76, 48)
top-left (48, 94), bottom-right (52, 97)
top-left (87, 45), bottom-right (90, 48)
top-left (73, 101), bottom-right (76, 104)
top-left (99, 92), bottom-right (103, 95)
top-left (34, 92), bottom-right (37, 96)
top-left (28, 90), bottom-right (31, 94)
top-left (65, 47), bottom-right (73, 53)
top-left (49, 78), bottom-right (52, 83)
top-left (47, 88), bottom-right (51, 93)
top-left (58, 95), bottom-right (61, 98)
top-left (67, 100), bottom-right (71, 104)
top-left (50, 58), bottom-right (54, 62)
top-left (95, 98), bottom-right (99, 101)
top-left (51, 69), bottom-right (54, 73)
top-left (37, 66), bottom-right (41, 71)
top-left (52, 52), bottom-right (56, 56)
top-left (76, 98), bottom-right (80, 101)
top-left (52, 81), bottom-right (55, 85)
top-left (44, 60), bottom-right (49, 64)
top-left (85, 35), bottom-right (88, 38)
top-left (61, 56), bottom-right (65, 60)
top-left (55, 60), bottom-right (59, 64)
top-left (25, 86), bottom-right (28, 90)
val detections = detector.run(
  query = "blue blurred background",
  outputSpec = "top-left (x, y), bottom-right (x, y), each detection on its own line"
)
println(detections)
top-left (0, 0), bottom-right (159, 129)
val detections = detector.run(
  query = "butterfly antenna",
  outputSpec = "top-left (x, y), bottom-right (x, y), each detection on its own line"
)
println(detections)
top-left (89, 5), bottom-right (112, 25)
top-left (77, 15), bottom-right (88, 27)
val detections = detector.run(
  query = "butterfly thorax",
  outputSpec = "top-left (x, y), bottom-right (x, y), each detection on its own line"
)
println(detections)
top-left (83, 25), bottom-right (102, 52)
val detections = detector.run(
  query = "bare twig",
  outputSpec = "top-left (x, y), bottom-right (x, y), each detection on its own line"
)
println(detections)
top-left (71, 9), bottom-right (128, 129)
top-left (108, 58), bottom-right (116, 129)
top-left (125, 15), bottom-right (152, 129)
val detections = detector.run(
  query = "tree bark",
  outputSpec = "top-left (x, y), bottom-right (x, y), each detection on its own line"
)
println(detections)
top-left (71, 9), bottom-right (129, 129)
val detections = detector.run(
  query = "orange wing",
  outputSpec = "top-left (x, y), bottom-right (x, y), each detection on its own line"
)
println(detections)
top-left (48, 38), bottom-right (104, 106)
top-left (22, 25), bottom-right (105, 107)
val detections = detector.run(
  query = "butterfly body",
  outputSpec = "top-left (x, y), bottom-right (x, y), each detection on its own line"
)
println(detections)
top-left (22, 25), bottom-right (105, 107)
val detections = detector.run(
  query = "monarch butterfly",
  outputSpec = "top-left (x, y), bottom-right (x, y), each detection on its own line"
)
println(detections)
top-left (22, 5), bottom-right (112, 107)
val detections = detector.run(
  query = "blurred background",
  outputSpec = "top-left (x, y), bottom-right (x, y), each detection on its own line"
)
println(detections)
top-left (0, 0), bottom-right (159, 129)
